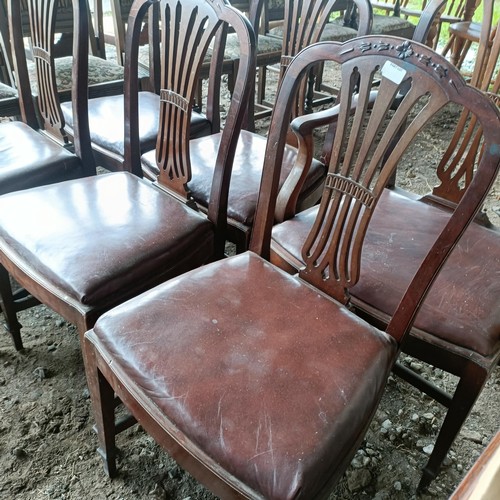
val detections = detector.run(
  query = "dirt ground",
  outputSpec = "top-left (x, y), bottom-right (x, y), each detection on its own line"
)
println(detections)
top-left (1, 67), bottom-right (500, 499)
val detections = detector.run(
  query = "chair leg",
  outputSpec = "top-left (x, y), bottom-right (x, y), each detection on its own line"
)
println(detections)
top-left (0, 264), bottom-right (23, 350)
top-left (418, 363), bottom-right (488, 491)
top-left (85, 342), bottom-right (119, 478)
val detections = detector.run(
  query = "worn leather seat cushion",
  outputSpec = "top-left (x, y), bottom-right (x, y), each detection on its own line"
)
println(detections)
top-left (142, 130), bottom-right (326, 226)
top-left (0, 172), bottom-right (214, 306)
top-left (0, 121), bottom-right (83, 195)
top-left (88, 251), bottom-right (397, 499)
top-left (271, 188), bottom-right (500, 357)
top-left (61, 92), bottom-right (211, 158)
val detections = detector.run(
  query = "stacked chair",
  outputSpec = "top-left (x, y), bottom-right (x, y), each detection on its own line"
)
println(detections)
top-left (0, 0), bottom-right (255, 353)
top-left (82, 35), bottom-right (500, 497)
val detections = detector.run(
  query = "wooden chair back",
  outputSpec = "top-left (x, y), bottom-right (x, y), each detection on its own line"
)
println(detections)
top-left (430, 14), bottom-right (499, 210)
top-left (9, 0), bottom-right (74, 141)
top-left (106, 0), bottom-right (152, 66)
top-left (125, 0), bottom-right (255, 250)
top-left (8, 0), bottom-right (95, 167)
top-left (2, 0), bottom-right (102, 57)
top-left (279, 0), bottom-right (371, 118)
top-left (0, 1), bottom-right (20, 117)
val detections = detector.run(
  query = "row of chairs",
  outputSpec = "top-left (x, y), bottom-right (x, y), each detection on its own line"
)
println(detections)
top-left (0, 0), bottom-right (487, 124)
top-left (0, 0), bottom-right (499, 496)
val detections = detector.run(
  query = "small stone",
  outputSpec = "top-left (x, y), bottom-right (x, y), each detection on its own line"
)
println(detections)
top-left (410, 361), bottom-right (423, 372)
top-left (423, 444), bottom-right (434, 455)
top-left (55, 319), bottom-right (65, 327)
top-left (411, 413), bottom-right (419, 422)
top-left (393, 481), bottom-right (402, 491)
top-left (462, 430), bottom-right (482, 444)
top-left (457, 464), bottom-right (463, 472)
top-left (422, 412), bottom-right (434, 420)
top-left (33, 367), bottom-right (46, 381)
top-left (12, 447), bottom-right (28, 459)
top-left (381, 419), bottom-right (392, 430)
top-left (47, 344), bottom-right (57, 352)
top-left (347, 469), bottom-right (372, 492)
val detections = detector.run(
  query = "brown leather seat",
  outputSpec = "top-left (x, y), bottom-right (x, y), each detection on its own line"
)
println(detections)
top-left (142, 130), bottom-right (325, 229)
top-left (271, 188), bottom-right (500, 357)
top-left (61, 93), bottom-right (212, 159)
top-left (0, 172), bottom-right (214, 306)
top-left (87, 251), bottom-right (398, 498)
top-left (0, 122), bottom-right (84, 195)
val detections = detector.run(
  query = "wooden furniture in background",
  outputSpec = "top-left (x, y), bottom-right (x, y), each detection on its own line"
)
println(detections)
top-left (446, 0), bottom-right (495, 73)
top-left (440, 0), bottom-right (482, 57)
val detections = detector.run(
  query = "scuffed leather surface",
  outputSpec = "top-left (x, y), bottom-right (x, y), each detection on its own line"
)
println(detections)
top-left (89, 252), bottom-right (397, 499)
top-left (61, 92), bottom-right (211, 157)
top-left (0, 172), bottom-right (214, 306)
top-left (0, 122), bottom-right (83, 195)
top-left (271, 189), bottom-right (500, 357)
top-left (142, 130), bottom-right (326, 225)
